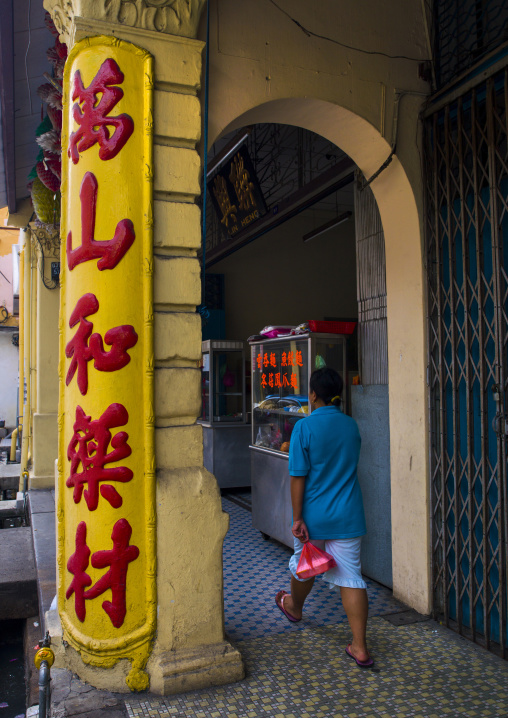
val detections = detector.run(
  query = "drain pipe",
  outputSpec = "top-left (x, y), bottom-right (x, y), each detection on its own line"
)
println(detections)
top-left (34, 632), bottom-right (54, 718)
top-left (19, 228), bottom-right (31, 480)
top-left (18, 241), bottom-right (25, 472)
top-left (9, 427), bottom-right (18, 461)
top-left (20, 470), bottom-right (28, 493)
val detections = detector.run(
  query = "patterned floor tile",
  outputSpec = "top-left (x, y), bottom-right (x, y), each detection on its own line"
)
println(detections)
top-left (221, 497), bottom-right (404, 641)
top-left (124, 497), bottom-right (508, 718)
top-left (127, 618), bottom-right (508, 717)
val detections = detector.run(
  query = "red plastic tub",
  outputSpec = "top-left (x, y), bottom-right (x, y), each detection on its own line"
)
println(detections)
top-left (308, 320), bottom-right (357, 335)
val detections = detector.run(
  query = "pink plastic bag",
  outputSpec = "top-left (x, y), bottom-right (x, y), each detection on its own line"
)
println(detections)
top-left (296, 542), bottom-right (336, 579)
top-left (259, 325), bottom-right (294, 338)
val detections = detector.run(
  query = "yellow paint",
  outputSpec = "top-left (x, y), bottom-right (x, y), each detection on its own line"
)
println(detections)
top-left (18, 244), bottom-right (24, 428)
top-left (20, 229), bottom-right (31, 477)
top-left (29, 226), bottom-right (61, 488)
top-left (34, 646), bottom-right (55, 670)
top-left (42, 10), bottom-right (244, 694)
top-left (59, 36), bottom-right (155, 688)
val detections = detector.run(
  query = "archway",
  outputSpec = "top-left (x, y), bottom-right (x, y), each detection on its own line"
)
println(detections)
top-left (208, 98), bottom-right (429, 614)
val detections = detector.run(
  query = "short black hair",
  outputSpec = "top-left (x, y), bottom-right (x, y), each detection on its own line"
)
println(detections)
top-left (309, 367), bottom-right (343, 407)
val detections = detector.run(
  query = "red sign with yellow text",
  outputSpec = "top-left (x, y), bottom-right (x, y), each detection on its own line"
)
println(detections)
top-left (58, 36), bottom-right (154, 691)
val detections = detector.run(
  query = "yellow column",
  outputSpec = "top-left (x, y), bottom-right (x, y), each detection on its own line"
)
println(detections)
top-left (31, 226), bottom-right (60, 488)
top-left (43, 2), bottom-right (243, 693)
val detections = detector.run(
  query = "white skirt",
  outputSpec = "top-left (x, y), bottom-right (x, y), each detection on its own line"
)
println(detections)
top-left (289, 536), bottom-right (367, 588)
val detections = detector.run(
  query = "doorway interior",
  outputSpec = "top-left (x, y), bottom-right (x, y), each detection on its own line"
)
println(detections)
top-left (200, 122), bottom-right (393, 590)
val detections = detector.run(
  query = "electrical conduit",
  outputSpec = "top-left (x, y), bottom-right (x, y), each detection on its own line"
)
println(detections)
top-left (19, 229), bottom-right (31, 482)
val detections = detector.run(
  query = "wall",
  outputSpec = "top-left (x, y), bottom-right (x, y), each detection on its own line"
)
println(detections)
top-left (0, 210), bottom-right (20, 428)
top-left (352, 385), bottom-right (392, 587)
top-left (0, 249), bottom-right (15, 314)
top-left (13, 0), bottom-right (49, 202)
top-left (200, 0), bottom-right (430, 213)
top-left (212, 207), bottom-right (357, 341)
top-left (201, 0), bottom-right (432, 613)
top-left (0, 332), bottom-right (19, 427)
top-left (0, 208), bottom-right (19, 315)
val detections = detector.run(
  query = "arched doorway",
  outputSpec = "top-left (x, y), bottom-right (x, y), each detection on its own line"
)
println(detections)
top-left (206, 98), bottom-right (429, 613)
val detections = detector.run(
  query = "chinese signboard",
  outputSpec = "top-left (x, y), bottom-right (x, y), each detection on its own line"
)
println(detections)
top-left (59, 36), bottom-right (155, 691)
top-left (208, 145), bottom-right (266, 237)
top-left (253, 349), bottom-right (303, 392)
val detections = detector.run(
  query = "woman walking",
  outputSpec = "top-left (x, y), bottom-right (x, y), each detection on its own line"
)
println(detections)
top-left (275, 367), bottom-right (373, 667)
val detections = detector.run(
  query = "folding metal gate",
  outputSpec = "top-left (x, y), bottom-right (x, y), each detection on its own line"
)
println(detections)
top-left (425, 66), bottom-right (508, 657)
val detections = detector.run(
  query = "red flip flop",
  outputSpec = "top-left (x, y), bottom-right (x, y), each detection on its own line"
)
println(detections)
top-left (275, 590), bottom-right (301, 623)
top-left (345, 644), bottom-right (374, 668)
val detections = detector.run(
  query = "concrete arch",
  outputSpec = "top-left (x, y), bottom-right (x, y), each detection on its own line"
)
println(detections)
top-left (209, 97), bottom-right (430, 614)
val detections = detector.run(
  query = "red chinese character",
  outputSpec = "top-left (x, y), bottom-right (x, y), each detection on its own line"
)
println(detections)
top-left (268, 373), bottom-right (274, 388)
top-left (270, 352), bottom-right (277, 368)
top-left (66, 519), bottom-right (139, 627)
top-left (296, 350), bottom-right (303, 367)
top-left (68, 58), bottom-right (134, 164)
top-left (274, 373), bottom-right (282, 388)
top-left (287, 351), bottom-right (294, 367)
top-left (65, 521), bottom-right (91, 622)
top-left (261, 373), bottom-right (267, 388)
top-left (256, 353), bottom-right (262, 370)
top-left (290, 374), bottom-right (298, 389)
top-left (66, 403), bottom-right (133, 511)
top-left (65, 293), bottom-right (138, 396)
top-left (282, 373), bottom-right (290, 387)
top-left (86, 518), bottom-right (139, 628)
top-left (67, 172), bottom-right (135, 271)
top-left (263, 353), bottom-right (269, 367)
top-left (281, 352), bottom-right (287, 367)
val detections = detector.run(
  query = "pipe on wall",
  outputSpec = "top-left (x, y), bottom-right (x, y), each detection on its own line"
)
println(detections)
top-left (18, 243), bottom-right (24, 420)
top-left (10, 426), bottom-right (18, 461)
top-left (30, 229), bottom-right (37, 466)
top-left (17, 241), bottom-right (25, 490)
top-left (19, 229), bottom-right (31, 480)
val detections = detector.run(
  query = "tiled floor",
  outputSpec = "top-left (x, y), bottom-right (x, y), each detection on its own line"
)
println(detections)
top-left (127, 617), bottom-right (508, 717)
top-left (124, 497), bottom-right (508, 718)
top-left (222, 498), bottom-right (404, 641)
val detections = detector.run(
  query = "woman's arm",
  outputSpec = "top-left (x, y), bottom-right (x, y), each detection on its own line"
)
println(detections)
top-left (290, 475), bottom-right (309, 542)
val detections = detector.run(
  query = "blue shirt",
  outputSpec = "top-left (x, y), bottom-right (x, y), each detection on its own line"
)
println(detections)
top-left (288, 406), bottom-right (366, 540)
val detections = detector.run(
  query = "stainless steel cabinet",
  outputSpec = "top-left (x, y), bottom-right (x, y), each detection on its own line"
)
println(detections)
top-left (249, 333), bottom-right (348, 545)
top-left (199, 340), bottom-right (251, 488)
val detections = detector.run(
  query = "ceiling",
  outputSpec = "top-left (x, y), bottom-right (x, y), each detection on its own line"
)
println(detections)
top-left (0, 0), bottom-right (49, 213)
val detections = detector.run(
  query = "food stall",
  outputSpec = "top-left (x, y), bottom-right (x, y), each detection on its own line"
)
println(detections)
top-left (198, 340), bottom-right (251, 488)
top-left (249, 331), bottom-right (350, 546)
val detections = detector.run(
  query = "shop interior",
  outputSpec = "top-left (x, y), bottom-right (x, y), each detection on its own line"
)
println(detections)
top-left (199, 123), bottom-right (392, 588)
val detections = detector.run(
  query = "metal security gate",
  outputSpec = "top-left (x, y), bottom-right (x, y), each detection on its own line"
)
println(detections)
top-left (425, 66), bottom-right (508, 658)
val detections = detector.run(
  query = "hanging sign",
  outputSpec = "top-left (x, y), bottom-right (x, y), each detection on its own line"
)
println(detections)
top-left (208, 145), bottom-right (267, 237)
top-left (59, 35), bottom-right (155, 691)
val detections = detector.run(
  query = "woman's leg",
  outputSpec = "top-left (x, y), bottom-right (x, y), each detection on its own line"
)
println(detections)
top-left (276, 576), bottom-right (315, 619)
top-left (340, 587), bottom-right (370, 661)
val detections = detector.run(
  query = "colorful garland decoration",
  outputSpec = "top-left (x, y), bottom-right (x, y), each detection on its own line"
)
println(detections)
top-left (27, 13), bottom-right (67, 227)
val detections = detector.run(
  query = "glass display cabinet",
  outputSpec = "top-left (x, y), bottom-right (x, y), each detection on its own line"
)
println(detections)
top-left (199, 340), bottom-right (251, 488)
top-left (249, 333), bottom-right (347, 546)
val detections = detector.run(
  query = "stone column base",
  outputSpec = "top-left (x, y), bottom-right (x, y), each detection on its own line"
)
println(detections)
top-left (46, 608), bottom-right (244, 695)
top-left (44, 608), bottom-right (65, 667)
top-left (31, 412), bottom-right (58, 489)
top-left (29, 473), bottom-right (56, 490)
top-left (45, 609), bottom-right (141, 692)
top-left (147, 642), bottom-right (245, 696)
